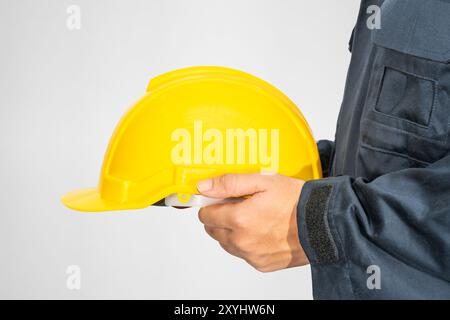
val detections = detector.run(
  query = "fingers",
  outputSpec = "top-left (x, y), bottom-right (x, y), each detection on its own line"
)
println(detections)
top-left (196, 173), bottom-right (273, 198)
top-left (198, 201), bottom-right (244, 228)
top-left (219, 242), bottom-right (242, 258)
top-left (205, 227), bottom-right (243, 259)
top-left (204, 226), bottom-right (242, 260)
top-left (204, 225), bottom-right (230, 243)
top-left (198, 196), bottom-right (257, 230)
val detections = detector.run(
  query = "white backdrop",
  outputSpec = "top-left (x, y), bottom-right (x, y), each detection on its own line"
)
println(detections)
top-left (0, 0), bottom-right (360, 299)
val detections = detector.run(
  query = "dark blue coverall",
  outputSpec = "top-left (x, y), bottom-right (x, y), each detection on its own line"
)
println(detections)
top-left (296, 0), bottom-right (450, 299)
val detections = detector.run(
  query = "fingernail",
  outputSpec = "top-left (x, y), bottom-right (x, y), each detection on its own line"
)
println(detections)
top-left (197, 179), bottom-right (213, 193)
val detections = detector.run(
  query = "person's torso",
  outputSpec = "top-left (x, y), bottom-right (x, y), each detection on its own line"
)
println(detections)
top-left (332, 0), bottom-right (450, 180)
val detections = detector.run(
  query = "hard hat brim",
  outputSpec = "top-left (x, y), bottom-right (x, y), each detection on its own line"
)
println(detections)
top-left (61, 188), bottom-right (147, 212)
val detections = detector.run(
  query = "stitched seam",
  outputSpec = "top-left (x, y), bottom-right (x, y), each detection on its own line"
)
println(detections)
top-left (364, 118), bottom-right (446, 144)
top-left (412, 48), bottom-right (450, 60)
top-left (360, 142), bottom-right (432, 166)
top-left (327, 181), bottom-right (358, 299)
top-left (373, 43), bottom-right (450, 64)
top-left (372, 64), bottom-right (438, 129)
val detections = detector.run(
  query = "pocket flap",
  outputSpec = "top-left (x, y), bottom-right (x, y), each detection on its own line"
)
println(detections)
top-left (373, 0), bottom-right (450, 63)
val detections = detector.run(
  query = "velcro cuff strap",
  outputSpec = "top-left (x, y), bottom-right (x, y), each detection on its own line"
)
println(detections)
top-left (304, 185), bottom-right (338, 264)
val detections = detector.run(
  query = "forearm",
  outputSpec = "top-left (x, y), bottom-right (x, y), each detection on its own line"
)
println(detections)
top-left (297, 156), bottom-right (450, 299)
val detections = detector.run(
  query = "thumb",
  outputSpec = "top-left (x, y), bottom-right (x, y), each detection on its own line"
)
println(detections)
top-left (197, 173), bottom-right (272, 198)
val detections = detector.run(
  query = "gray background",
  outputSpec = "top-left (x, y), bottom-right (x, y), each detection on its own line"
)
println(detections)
top-left (0, 0), bottom-right (359, 299)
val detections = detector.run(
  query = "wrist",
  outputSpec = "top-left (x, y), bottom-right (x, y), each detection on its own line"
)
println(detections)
top-left (289, 179), bottom-right (309, 267)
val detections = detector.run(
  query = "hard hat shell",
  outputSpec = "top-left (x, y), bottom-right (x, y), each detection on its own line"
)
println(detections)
top-left (62, 66), bottom-right (322, 212)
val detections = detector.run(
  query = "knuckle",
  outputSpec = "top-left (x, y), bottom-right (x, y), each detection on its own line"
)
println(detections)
top-left (219, 243), bottom-right (234, 255)
top-left (228, 233), bottom-right (243, 248)
top-left (221, 174), bottom-right (237, 194)
top-left (219, 242), bottom-right (229, 253)
top-left (231, 214), bottom-right (245, 228)
top-left (231, 235), bottom-right (253, 254)
top-left (249, 257), bottom-right (271, 273)
top-left (248, 258), bottom-right (264, 272)
top-left (230, 210), bottom-right (248, 228)
top-left (198, 208), bottom-right (206, 224)
top-left (204, 225), bottom-right (213, 236)
top-left (198, 207), bottom-right (214, 225)
top-left (254, 265), bottom-right (272, 273)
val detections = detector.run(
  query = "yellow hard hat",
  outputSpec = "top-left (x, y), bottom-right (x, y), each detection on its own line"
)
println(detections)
top-left (62, 66), bottom-right (322, 212)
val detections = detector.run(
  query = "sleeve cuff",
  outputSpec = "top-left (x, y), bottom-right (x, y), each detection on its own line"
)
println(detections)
top-left (296, 177), bottom-right (355, 299)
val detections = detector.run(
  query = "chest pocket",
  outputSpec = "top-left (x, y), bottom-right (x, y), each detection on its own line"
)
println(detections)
top-left (360, 0), bottom-right (450, 174)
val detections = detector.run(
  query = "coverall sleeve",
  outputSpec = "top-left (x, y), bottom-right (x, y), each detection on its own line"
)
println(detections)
top-left (317, 140), bottom-right (335, 178)
top-left (297, 155), bottom-right (450, 299)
